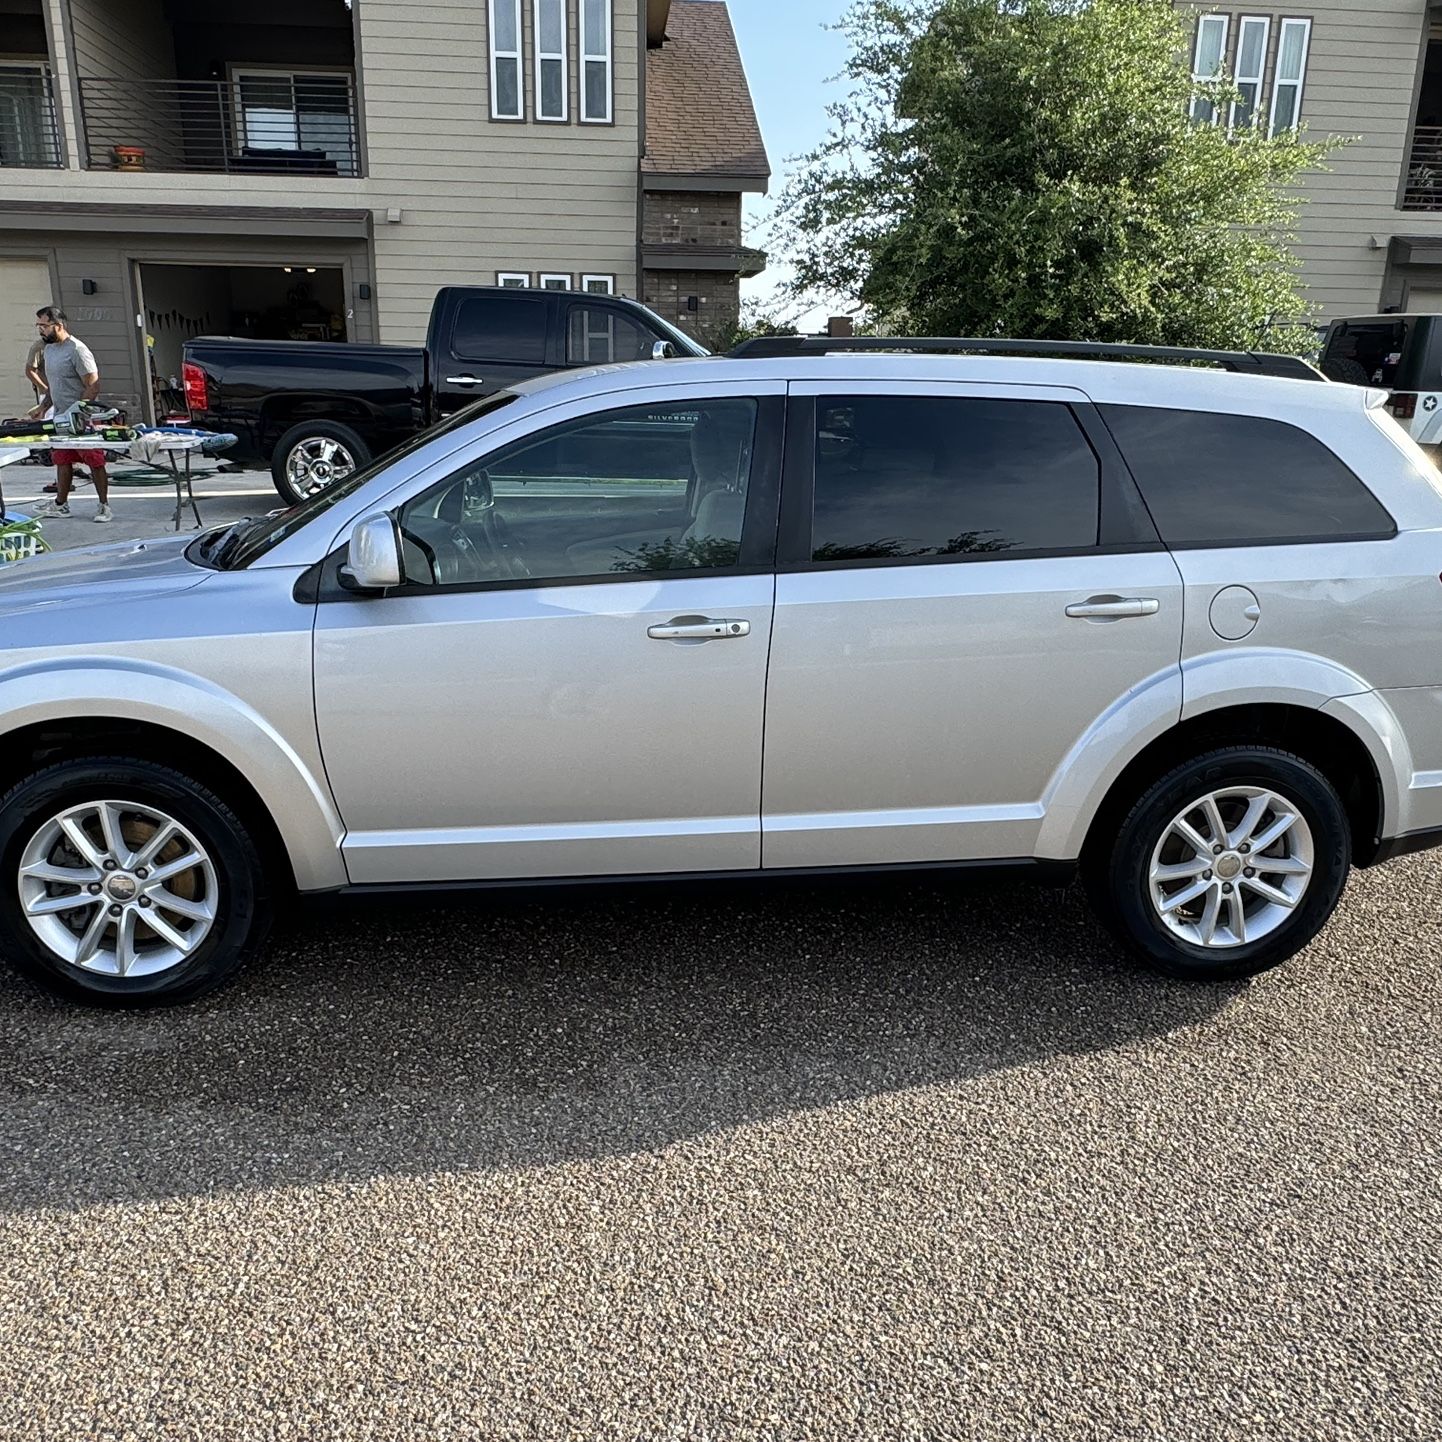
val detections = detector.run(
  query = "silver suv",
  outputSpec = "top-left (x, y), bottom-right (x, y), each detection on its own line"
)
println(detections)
top-left (3, 338), bottom-right (1441, 1007)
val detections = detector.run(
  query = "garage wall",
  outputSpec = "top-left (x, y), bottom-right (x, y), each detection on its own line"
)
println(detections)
top-left (140, 264), bottom-right (232, 380)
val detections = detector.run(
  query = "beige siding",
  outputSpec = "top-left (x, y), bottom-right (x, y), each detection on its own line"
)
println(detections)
top-left (2, 0), bottom-right (643, 348)
top-left (1177, 0), bottom-right (1442, 321)
top-left (66, 0), bottom-right (179, 167)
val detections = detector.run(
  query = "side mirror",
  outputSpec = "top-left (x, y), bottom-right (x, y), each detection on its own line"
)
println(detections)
top-left (651, 340), bottom-right (678, 360)
top-left (340, 512), bottom-right (402, 591)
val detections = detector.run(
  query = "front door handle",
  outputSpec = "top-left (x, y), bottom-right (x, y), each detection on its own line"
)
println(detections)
top-left (1065, 596), bottom-right (1161, 620)
top-left (445, 375), bottom-right (483, 387)
top-left (647, 616), bottom-right (751, 640)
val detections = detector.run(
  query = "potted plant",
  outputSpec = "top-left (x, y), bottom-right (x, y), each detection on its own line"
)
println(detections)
top-left (111, 145), bottom-right (145, 172)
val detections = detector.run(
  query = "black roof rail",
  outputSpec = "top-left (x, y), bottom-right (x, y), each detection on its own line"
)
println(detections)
top-left (727, 335), bottom-right (1325, 382)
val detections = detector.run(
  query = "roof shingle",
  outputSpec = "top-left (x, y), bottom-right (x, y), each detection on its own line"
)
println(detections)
top-left (643, 0), bottom-right (770, 186)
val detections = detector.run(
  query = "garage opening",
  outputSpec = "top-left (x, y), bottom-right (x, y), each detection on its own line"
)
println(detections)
top-left (138, 261), bottom-right (347, 419)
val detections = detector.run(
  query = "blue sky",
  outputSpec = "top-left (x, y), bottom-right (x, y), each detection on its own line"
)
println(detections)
top-left (722, 0), bottom-right (854, 319)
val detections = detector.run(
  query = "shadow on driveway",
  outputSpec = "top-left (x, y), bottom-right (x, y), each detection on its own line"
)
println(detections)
top-left (0, 875), bottom-right (1242, 1212)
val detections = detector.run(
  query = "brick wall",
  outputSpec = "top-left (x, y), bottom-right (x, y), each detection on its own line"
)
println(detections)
top-left (642, 191), bottom-right (743, 246)
top-left (642, 268), bottom-right (740, 346)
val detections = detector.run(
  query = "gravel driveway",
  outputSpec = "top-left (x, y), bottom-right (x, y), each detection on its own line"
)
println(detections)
top-left (0, 862), bottom-right (1438, 1440)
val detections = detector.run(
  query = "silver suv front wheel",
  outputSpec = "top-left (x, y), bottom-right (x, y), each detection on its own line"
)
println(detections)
top-left (18, 800), bottom-right (219, 979)
top-left (0, 759), bottom-right (271, 1006)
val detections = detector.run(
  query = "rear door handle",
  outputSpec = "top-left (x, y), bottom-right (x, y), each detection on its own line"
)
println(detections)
top-left (445, 375), bottom-right (483, 387)
top-left (647, 616), bottom-right (751, 640)
top-left (1065, 596), bottom-right (1161, 620)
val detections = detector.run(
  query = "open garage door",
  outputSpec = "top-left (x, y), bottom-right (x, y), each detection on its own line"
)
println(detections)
top-left (137, 261), bottom-right (348, 420)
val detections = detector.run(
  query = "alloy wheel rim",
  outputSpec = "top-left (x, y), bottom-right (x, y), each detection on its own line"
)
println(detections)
top-left (17, 801), bottom-right (219, 978)
top-left (287, 437), bottom-right (356, 497)
top-left (1148, 785), bottom-right (1314, 949)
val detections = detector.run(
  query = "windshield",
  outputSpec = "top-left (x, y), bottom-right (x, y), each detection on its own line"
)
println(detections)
top-left (211, 392), bottom-right (520, 570)
top-left (652, 311), bottom-right (710, 357)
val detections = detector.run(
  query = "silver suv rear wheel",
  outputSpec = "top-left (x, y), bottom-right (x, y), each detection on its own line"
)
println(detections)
top-left (1148, 785), bottom-right (1315, 950)
top-left (1093, 746), bottom-right (1350, 981)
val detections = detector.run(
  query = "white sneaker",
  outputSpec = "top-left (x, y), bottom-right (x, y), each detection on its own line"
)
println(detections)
top-left (93, 504), bottom-right (114, 523)
top-left (34, 500), bottom-right (70, 519)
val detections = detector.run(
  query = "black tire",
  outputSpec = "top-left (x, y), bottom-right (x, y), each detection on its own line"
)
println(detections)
top-left (0, 758), bottom-right (271, 1007)
top-left (1089, 747), bottom-right (1350, 982)
top-left (269, 420), bottom-right (371, 506)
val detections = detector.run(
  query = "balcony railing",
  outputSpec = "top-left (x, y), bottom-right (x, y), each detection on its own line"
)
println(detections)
top-left (0, 66), bottom-right (63, 168)
top-left (77, 74), bottom-right (359, 177)
top-left (1403, 126), bottom-right (1442, 210)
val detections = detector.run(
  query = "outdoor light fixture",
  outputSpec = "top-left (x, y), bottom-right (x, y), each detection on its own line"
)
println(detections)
top-left (80, 279), bottom-right (98, 295)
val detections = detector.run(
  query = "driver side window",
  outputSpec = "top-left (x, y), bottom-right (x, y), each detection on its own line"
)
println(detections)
top-left (396, 398), bottom-right (758, 588)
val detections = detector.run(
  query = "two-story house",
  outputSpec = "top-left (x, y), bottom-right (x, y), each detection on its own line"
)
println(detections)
top-left (0, 0), bottom-right (768, 420)
top-left (1177, 1), bottom-right (1442, 326)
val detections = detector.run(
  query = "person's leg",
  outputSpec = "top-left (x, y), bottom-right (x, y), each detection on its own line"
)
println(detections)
top-left (91, 462), bottom-right (112, 521)
top-left (53, 462), bottom-right (73, 505)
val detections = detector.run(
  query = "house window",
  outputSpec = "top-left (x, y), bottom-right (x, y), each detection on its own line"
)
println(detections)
top-left (498, 271), bottom-right (531, 287)
top-left (1270, 18), bottom-right (1312, 135)
top-left (534, 0), bottom-right (568, 121)
top-left (0, 63), bottom-right (59, 168)
top-left (233, 70), bottom-right (356, 175)
top-left (581, 274), bottom-right (615, 294)
top-left (580, 0), bottom-right (612, 123)
top-left (539, 272), bottom-right (572, 289)
top-left (1189, 14), bottom-right (1228, 125)
top-left (489, 0), bottom-right (524, 120)
top-left (1231, 16), bottom-right (1270, 130)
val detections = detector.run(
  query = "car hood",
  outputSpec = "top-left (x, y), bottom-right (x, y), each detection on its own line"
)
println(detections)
top-left (0, 532), bottom-right (211, 615)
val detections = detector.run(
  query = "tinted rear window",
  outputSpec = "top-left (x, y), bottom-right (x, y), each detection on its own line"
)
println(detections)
top-left (1100, 405), bottom-right (1394, 547)
top-left (451, 296), bottom-right (548, 364)
top-left (810, 396), bottom-right (1100, 562)
top-left (1321, 320), bottom-right (1410, 387)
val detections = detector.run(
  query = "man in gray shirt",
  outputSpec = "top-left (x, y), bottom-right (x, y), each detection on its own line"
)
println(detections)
top-left (31, 306), bottom-right (113, 523)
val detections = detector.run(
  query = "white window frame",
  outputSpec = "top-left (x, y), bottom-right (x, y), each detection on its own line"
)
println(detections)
top-left (489, 0), bottom-right (524, 121)
top-left (1189, 14), bottom-right (1229, 126)
top-left (581, 273), bottom-right (615, 294)
top-left (580, 0), bottom-right (613, 124)
top-left (533, 0), bottom-right (569, 122)
top-left (1230, 16), bottom-right (1270, 131)
top-left (497, 271), bottom-right (531, 288)
top-left (1269, 17), bottom-right (1312, 137)
top-left (539, 272), bottom-right (572, 289)
top-left (228, 65), bottom-right (358, 175)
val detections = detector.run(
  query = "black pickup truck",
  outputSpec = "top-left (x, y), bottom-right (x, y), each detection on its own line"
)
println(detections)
top-left (182, 285), bottom-right (706, 503)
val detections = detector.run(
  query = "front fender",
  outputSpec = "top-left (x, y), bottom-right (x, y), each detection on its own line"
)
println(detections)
top-left (0, 657), bottom-right (346, 891)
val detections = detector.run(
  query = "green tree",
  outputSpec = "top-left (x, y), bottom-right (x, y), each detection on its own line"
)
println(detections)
top-left (776, 0), bottom-right (1342, 349)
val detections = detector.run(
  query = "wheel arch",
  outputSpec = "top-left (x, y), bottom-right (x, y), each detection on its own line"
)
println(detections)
top-left (0, 665), bottom-right (347, 893)
top-left (1079, 703), bottom-right (1388, 872)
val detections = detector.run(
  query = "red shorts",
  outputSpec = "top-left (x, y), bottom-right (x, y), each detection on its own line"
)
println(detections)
top-left (51, 449), bottom-right (107, 468)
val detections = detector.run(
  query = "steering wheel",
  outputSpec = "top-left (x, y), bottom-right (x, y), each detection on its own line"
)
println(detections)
top-left (482, 508), bottom-right (531, 579)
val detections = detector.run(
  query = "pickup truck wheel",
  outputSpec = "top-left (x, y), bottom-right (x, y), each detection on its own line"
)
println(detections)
top-left (271, 421), bottom-right (371, 505)
top-left (0, 759), bottom-right (270, 1007)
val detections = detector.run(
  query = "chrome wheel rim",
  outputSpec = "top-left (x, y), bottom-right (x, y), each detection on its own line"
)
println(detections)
top-left (286, 437), bottom-right (356, 497)
top-left (17, 801), bottom-right (219, 978)
top-left (1148, 786), bottom-right (1314, 950)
